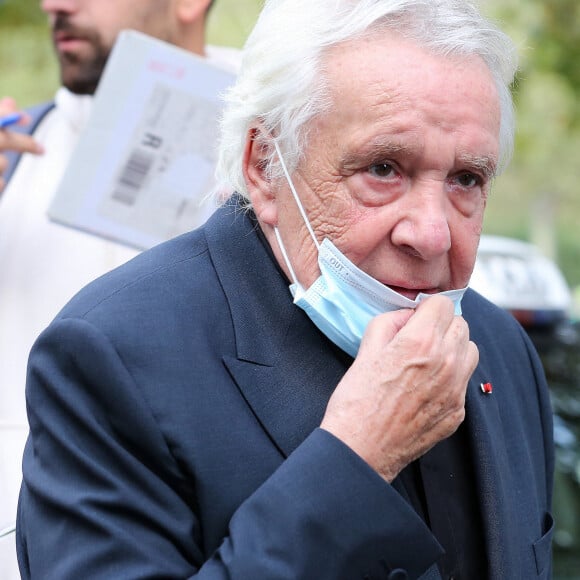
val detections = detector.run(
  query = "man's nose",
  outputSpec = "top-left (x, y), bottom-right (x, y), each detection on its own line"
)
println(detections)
top-left (390, 184), bottom-right (452, 260)
top-left (40, 0), bottom-right (78, 15)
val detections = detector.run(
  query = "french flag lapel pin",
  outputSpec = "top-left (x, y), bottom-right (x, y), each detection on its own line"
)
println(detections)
top-left (480, 381), bottom-right (493, 395)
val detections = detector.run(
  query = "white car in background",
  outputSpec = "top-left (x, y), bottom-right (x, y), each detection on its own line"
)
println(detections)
top-left (471, 234), bottom-right (572, 327)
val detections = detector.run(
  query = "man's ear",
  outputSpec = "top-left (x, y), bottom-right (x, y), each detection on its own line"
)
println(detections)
top-left (175, 0), bottom-right (211, 24)
top-left (243, 127), bottom-right (278, 226)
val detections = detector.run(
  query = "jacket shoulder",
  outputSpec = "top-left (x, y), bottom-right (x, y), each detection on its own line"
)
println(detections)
top-left (57, 227), bottom-right (212, 321)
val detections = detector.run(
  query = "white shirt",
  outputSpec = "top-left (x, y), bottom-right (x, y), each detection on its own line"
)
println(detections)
top-left (0, 44), bottom-right (240, 579)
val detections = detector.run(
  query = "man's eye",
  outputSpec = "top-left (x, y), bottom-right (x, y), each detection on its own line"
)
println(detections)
top-left (456, 172), bottom-right (482, 188)
top-left (368, 163), bottom-right (396, 179)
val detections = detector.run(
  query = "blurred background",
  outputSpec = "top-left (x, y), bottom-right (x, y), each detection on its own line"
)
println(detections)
top-left (1, 0), bottom-right (580, 577)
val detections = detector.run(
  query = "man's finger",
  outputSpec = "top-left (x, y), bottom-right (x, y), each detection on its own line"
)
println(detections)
top-left (0, 131), bottom-right (44, 155)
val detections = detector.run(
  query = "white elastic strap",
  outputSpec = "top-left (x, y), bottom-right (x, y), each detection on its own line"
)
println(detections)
top-left (273, 140), bottom-right (319, 250)
top-left (274, 227), bottom-right (299, 286)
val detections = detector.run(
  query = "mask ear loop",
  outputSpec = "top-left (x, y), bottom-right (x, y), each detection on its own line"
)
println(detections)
top-left (273, 139), bottom-right (320, 250)
top-left (274, 227), bottom-right (299, 286)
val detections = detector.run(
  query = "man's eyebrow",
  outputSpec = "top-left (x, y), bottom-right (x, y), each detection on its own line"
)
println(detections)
top-left (340, 138), bottom-right (415, 169)
top-left (339, 137), bottom-right (498, 179)
top-left (458, 153), bottom-right (498, 179)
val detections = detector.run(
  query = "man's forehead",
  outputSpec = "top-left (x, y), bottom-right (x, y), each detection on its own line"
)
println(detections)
top-left (324, 33), bottom-right (495, 93)
top-left (320, 37), bottom-right (500, 145)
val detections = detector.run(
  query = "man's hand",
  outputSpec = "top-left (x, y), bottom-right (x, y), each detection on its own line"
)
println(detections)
top-left (0, 97), bottom-right (44, 191)
top-left (320, 295), bottom-right (478, 482)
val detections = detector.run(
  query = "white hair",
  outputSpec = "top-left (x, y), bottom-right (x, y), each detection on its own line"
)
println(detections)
top-left (215, 0), bottom-right (518, 202)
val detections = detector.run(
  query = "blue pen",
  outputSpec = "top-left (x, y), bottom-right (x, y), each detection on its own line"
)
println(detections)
top-left (0, 112), bottom-right (23, 129)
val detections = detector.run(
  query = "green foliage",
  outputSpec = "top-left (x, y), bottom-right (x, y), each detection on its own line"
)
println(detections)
top-left (207, 0), bottom-right (265, 47)
top-left (0, 0), bottom-right (45, 25)
top-left (482, 0), bottom-right (580, 288)
top-left (0, 0), bottom-right (58, 103)
top-left (532, 1), bottom-right (580, 127)
top-left (0, 25), bottom-right (57, 105)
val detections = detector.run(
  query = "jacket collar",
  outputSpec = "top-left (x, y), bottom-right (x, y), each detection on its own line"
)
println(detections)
top-left (204, 196), bottom-right (350, 457)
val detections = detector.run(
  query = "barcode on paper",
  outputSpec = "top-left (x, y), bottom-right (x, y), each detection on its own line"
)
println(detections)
top-left (112, 148), bottom-right (156, 206)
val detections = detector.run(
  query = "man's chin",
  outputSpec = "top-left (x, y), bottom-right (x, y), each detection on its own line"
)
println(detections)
top-left (61, 69), bottom-right (102, 96)
top-left (58, 53), bottom-right (107, 95)
top-left (62, 78), bottom-right (99, 96)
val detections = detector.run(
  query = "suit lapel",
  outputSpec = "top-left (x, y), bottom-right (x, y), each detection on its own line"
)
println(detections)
top-left (222, 345), bottom-right (347, 458)
top-left (206, 199), bottom-right (349, 457)
top-left (466, 365), bottom-right (518, 579)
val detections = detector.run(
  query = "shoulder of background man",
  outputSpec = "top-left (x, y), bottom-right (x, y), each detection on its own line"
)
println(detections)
top-left (2, 100), bottom-right (55, 190)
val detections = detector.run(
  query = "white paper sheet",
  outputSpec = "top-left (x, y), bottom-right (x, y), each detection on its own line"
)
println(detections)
top-left (48, 30), bottom-right (236, 249)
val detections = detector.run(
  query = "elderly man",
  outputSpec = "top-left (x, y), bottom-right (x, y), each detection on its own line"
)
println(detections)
top-left (17, 1), bottom-right (554, 578)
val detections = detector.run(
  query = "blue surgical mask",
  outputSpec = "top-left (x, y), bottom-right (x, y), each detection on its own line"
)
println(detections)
top-left (272, 141), bottom-right (467, 358)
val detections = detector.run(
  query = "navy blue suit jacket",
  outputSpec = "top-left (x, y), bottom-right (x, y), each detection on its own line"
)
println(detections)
top-left (17, 197), bottom-right (554, 579)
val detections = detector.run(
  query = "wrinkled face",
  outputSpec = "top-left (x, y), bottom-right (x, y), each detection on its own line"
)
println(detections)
top-left (266, 33), bottom-right (501, 298)
top-left (41, 0), bottom-right (174, 94)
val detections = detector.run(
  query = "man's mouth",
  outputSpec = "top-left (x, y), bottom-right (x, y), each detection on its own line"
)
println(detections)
top-left (53, 31), bottom-right (89, 53)
top-left (52, 14), bottom-right (93, 55)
